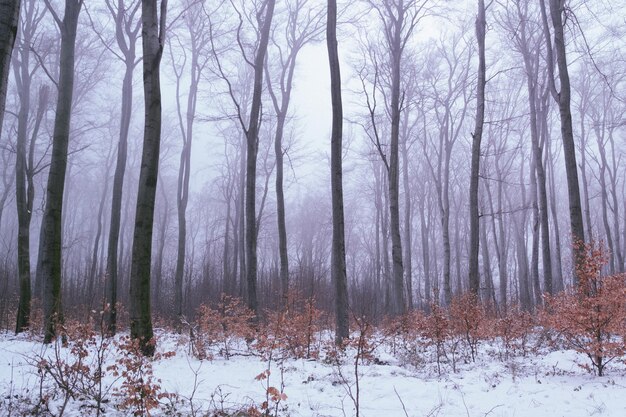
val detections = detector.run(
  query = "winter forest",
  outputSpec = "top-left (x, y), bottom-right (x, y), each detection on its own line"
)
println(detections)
top-left (1, 0), bottom-right (626, 416)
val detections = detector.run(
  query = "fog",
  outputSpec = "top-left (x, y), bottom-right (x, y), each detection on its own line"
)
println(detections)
top-left (0, 0), bottom-right (625, 339)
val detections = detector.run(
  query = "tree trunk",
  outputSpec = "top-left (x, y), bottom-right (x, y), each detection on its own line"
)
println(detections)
top-left (105, 0), bottom-right (140, 336)
top-left (419, 196), bottom-right (431, 308)
top-left (244, 0), bottom-right (275, 317)
top-left (88, 161), bottom-right (111, 309)
top-left (468, 0), bottom-right (485, 296)
top-left (14, 4), bottom-right (41, 333)
top-left (541, 0), bottom-right (585, 283)
top-left (173, 18), bottom-right (201, 321)
top-left (401, 130), bottom-right (412, 310)
top-left (38, 0), bottom-right (82, 344)
top-left (327, 0), bottom-right (348, 344)
top-left (0, 0), bottom-right (20, 139)
top-left (129, 0), bottom-right (167, 356)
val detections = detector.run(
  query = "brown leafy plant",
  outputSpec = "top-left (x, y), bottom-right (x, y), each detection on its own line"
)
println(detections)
top-left (112, 336), bottom-right (176, 415)
top-left (449, 292), bottom-right (488, 363)
top-left (194, 295), bottom-right (255, 359)
top-left (254, 291), bottom-right (323, 360)
top-left (542, 241), bottom-right (626, 376)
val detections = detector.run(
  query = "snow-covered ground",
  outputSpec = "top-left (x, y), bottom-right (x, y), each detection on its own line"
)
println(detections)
top-left (1, 330), bottom-right (625, 416)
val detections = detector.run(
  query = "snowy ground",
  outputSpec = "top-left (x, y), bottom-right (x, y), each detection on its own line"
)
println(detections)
top-left (1, 330), bottom-right (625, 416)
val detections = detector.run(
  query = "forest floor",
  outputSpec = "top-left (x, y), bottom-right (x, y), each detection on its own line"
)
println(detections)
top-left (1, 329), bottom-right (625, 417)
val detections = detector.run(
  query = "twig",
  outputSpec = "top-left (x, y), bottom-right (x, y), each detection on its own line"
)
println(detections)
top-left (393, 386), bottom-right (409, 417)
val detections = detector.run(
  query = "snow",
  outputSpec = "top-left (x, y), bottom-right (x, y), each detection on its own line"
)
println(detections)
top-left (1, 330), bottom-right (626, 416)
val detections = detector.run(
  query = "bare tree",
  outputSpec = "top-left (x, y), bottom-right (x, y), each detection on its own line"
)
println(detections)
top-left (14, 0), bottom-right (48, 333)
top-left (539, 0), bottom-right (585, 283)
top-left (243, 0), bottom-right (275, 316)
top-left (468, 0), bottom-right (486, 295)
top-left (129, 0), bottom-right (167, 356)
top-left (327, 0), bottom-right (348, 343)
top-left (93, 0), bottom-right (142, 336)
top-left (169, 0), bottom-right (210, 321)
top-left (265, 0), bottom-right (324, 304)
top-left (37, 0), bottom-right (83, 343)
top-left (0, 0), bottom-right (20, 139)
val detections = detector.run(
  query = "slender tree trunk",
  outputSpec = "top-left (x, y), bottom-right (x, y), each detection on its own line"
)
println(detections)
top-left (14, 6), bottom-right (39, 332)
top-left (541, 0), bottom-right (585, 283)
top-left (238, 140), bottom-right (246, 298)
top-left (104, 0), bottom-right (140, 336)
top-left (469, 0), bottom-right (485, 295)
top-left (38, 0), bottom-right (82, 344)
top-left (420, 196), bottom-right (431, 308)
top-left (13, 78), bottom-right (28, 331)
top-left (327, 0), bottom-right (348, 343)
top-left (0, 0), bottom-right (20, 139)
top-left (129, 0), bottom-right (167, 356)
top-left (244, 0), bottom-right (275, 316)
top-left (577, 96), bottom-right (593, 241)
top-left (530, 156), bottom-right (542, 305)
top-left (153, 180), bottom-right (168, 315)
top-left (88, 163), bottom-right (111, 308)
top-left (480, 214), bottom-right (495, 307)
top-left (387, 7), bottom-right (405, 316)
top-left (173, 36), bottom-right (199, 321)
top-left (608, 131), bottom-right (623, 272)
top-left (401, 133), bottom-right (412, 310)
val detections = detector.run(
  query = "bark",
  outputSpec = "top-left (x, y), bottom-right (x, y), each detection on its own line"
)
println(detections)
top-left (244, 0), bottom-right (275, 316)
top-left (530, 155), bottom-right (541, 305)
top-left (38, 0), bottom-right (82, 344)
top-left (265, 0), bottom-right (323, 305)
top-left (514, 160), bottom-right (532, 310)
top-left (419, 196), bottom-right (431, 308)
top-left (0, 0), bottom-right (20, 139)
top-left (327, 0), bottom-right (349, 343)
top-left (607, 130), bottom-right (623, 272)
top-left (541, 0), bottom-right (585, 283)
top-left (104, 0), bottom-right (141, 336)
top-left (172, 7), bottom-right (205, 320)
top-left (480, 213), bottom-right (495, 307)
top-left (386, 1), bottom-right (406, 316)
top-left (515, 2), bottom-right (554, 295)
top-left (401, 129), bottom-right (412, 310)
top-left (14, 3), bottom-right (46, 333)
top-left (547, 134), bottom-right (564, 291)
top-left (468, 0), bottom-right (485, 295)
top-left (87, 158), bottom-right (111, 308)
top-left (153, 179), bottom-right (168, 313)
top-left (129, 0), bottom-right (167, 356)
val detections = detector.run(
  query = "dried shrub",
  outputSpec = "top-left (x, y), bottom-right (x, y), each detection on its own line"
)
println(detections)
top-left (112, 336), bottom-right (176, 415)
top-left (449, 292), bottom-right (488, 363)
top-left (541, 241), bottom-right (626, 376)
top-left (31, 313), bottom-right (115, 416)
top-left (492, 306), bottom-right (535, 360)
top-left (421, 303), bottom-right (454, 373)
top-left (194, 295), bottom-right (255, 359)
top-left (255, 292), bottom-right (323, 360)
top-left (381, 310), bottom-right (426, 366)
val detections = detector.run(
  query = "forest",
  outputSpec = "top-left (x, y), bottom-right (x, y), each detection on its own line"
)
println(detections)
top-left (0, 0), bottom-right (626, 416)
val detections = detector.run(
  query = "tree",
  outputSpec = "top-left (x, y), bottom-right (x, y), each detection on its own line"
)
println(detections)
top-left (37, 0), bottom-right (83, 344)
top-left (327, 0), bottom-right (349, 343)
top-left (129, 0), bottom-right (167, 356)
top-left (540, 0), bottom-right (585, 283)
top-left (0, 0), bottom-right (20, 139)
top-left (265, 0), bottom-right (324, 305)
top-left (468, 0), bottom-right (485, 295)
top-left (14, 0), bottom-right (48, 333)
top-left (243, 0), bottom-right (276, 316)
top-left (169, 0), bottom-right (210, 321)
top-left (96, 0), bottom-right (142, 336)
